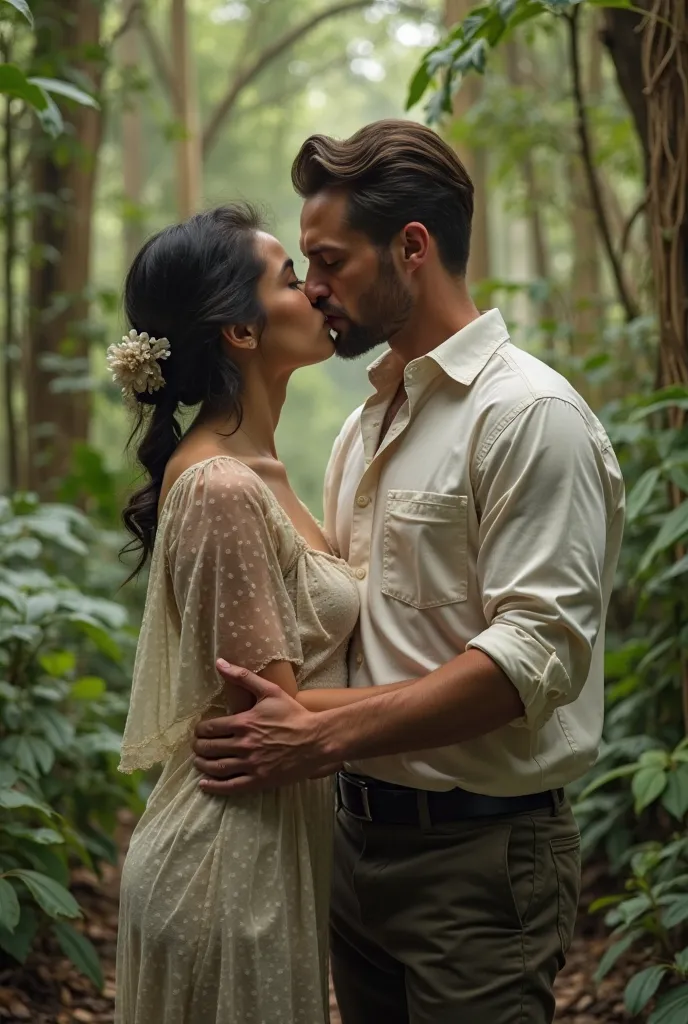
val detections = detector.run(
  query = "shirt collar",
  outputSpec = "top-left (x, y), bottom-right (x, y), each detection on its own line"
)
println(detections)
top-left (367, 308), bottom-right (510, 392)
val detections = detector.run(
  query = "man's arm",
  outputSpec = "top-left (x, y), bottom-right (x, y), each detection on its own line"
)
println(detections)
top-left (194, 397), bottom-right (616, 793)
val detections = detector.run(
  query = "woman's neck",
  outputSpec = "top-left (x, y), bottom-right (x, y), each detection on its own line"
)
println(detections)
top-left (199, 365), bottom-right (289, 461)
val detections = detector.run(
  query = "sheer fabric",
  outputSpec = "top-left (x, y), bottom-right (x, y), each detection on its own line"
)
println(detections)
top-left (115, 458), bottom-right (359, 1024)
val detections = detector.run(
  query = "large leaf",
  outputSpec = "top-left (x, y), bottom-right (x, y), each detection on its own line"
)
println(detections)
top-left (632, 766), bottom-right (668, 813)
top-left (593, 929), bottom-right (641, 983)
top-left (661, 895), bottom-right (688, 930)
top-left (7, 869), bottom-right (80, 919)
top-left (0, 879), bottom-right (20, 933)
top-left (0, 905), bottom-right (38, 964)
top-left (29, 77), bottom-right (99, 110)
top-left (0, 64), bottom-right (46, 110)
top-left (70, 676), bottom-right (106, 701)
top-left (625, 965), bottom-right (668, 1015)
top-left (649, 983), bottom-right (688, 1024)
top-left (578, 762), bottom-right (640, 801)
top-left (0, 824), bottom-right (64, 846)
top-left (0, 787), bottom-right (54, 816)
top-left (640, 500), bottom-right (688, 573)
top-left (662, 764), bottom-right (688, 821)
top-left (0, 0), bottom-right (33, 27)
top-left (39, 650), bottom-right (76, 678)
top-left (626, 467), bottom-right (660, 523)
top-left (52, 921), bottom-right (103, 990)
top-left (35, 707), bottom-right (76, 749)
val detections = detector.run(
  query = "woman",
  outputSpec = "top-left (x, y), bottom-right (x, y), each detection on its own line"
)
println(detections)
top-left (113, 204), bottom-right (412, 1024)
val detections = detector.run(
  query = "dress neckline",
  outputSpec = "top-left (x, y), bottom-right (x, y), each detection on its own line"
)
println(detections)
top-left (159, 455), bottom-right (348, 569)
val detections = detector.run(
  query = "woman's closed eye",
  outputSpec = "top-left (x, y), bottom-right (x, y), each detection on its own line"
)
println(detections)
top-left (289, 277), bottom-right (305, 290)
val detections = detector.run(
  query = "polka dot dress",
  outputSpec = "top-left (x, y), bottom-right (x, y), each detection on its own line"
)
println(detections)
top-left (115, 458), bottom-right (360, 1024)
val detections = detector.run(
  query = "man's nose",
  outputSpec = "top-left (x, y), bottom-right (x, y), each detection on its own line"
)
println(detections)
top-left (304, 274), bottom-right (330, 304)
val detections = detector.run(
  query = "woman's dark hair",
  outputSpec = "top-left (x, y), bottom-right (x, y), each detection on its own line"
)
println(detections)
top-left (291, 119), bottom-right (474, 276)
top-left (120, 202), bottom-right (266, 579)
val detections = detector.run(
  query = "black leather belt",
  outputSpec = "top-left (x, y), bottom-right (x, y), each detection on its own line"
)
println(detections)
top-left (337, 772), bottom-right (564, 825)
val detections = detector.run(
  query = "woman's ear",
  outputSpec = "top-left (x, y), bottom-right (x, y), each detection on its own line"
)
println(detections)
top-left (222, 324), bottom-right (258, 350)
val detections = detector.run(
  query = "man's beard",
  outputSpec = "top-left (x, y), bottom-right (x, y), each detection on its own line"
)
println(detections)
top-left (325, 251), bottom-right (413, 361)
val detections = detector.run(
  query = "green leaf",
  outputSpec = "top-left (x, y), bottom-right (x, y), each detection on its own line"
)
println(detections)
top-left (632, 766), bottom-right (667, 813)
top-left (69, 615), bottom-right (122, 661)
top-left (0, 788), bottom-right (54, 816)
top-left (649, 983), bottom-right (688, 1024)
top-left (593, 930), bottom-right (641, 982)
top-left (578, 762), bottom-right (640, 801)
top-left (7, 869), bottom-right (80, 920)
top-left (0, 736), bottom-right (38, 778)
top-left (661, 895), bottom-right (688, 930)
top-left (0, 765), bottom-right (18, 788)
top-left (662, 764), bottom-right (688, 821)
top-left (406, 59), bottom-right (432, 109)
top-left (675, 947), bottom-right (688, 973)
top-left (70, 676), bottom-right (106, 701)
top-left (28, 77), bottom-right (99, 110)
top-left (0, 878), bottom-right (20, 933)
top-left (640, 500), bottom-right (688, 573)
top-left (625, 965), bottom-right (668, 1015)
top-left (0, 905), bottom-right (38, 964)
top-left (0, 582), bottom-right (27, 614)
top-left (0, 64), bottom-right (45, 110)
top-left (626, 467), bottom-right (661, 522)
top-left (39, 650), bottom-right (76, 678)
top-left (0, 0), bottom-right (33, 27)
top-left (52, 921), bottom-right (103, 990)
top-left (35, 707), bottom-right (75, 749)
top-left (0, 824), bottom-right (64, 845)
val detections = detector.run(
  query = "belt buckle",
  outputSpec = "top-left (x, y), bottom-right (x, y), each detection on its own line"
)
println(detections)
top-left (342, 774), bottom-right (373, 822)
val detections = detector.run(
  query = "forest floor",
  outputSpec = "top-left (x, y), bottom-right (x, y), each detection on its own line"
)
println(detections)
top-left (0, 812), bottom-right (643, 1023)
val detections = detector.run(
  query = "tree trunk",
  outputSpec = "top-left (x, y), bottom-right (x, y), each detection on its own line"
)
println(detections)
top-left (503, 40), bottom-right (555, 326)
top-left (445, 0), bottom-right (490, 288)
top-left (26, 0), bottom-right (105, 498)
top-left (171, 0), bottom-right (201, 219)
top-left (569, 12), bottom-right (602, 359)
top-left (119, 0), bottom-right (145, 265)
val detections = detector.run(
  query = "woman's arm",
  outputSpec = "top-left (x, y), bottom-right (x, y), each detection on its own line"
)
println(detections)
top-left (296, 678), bottom-right (416, 713)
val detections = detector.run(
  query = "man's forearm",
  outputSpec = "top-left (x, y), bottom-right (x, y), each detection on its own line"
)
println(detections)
top-left (313, 649), bottom-right (524, 763)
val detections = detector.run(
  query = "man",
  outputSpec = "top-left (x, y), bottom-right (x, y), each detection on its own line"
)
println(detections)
top-left (193, 120), bottom-right (625, 1023)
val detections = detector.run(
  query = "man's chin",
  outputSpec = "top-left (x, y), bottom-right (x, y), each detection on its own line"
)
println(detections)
top-left (332, 326), bottom-right (384, 361)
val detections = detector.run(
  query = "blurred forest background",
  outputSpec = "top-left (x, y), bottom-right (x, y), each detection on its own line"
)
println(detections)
top-left (0, 0), bottom-right (686, 1021)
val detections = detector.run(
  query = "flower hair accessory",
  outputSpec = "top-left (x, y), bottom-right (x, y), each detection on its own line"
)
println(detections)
top-left (107, 329), bottom-right (171, 405)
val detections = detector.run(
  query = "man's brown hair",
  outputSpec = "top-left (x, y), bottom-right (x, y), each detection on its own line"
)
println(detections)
top-left (291, 119), bottom-right (474, 276)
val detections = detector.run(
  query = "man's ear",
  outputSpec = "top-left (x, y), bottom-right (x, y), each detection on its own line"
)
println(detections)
top-left (401, 222), bottom-right (430, 271)
top-left (222, 324), bottom-right (258, 350)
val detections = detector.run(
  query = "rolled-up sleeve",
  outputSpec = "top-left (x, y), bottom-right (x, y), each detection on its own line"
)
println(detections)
top-left (466, 396), bottom-right (613, 731)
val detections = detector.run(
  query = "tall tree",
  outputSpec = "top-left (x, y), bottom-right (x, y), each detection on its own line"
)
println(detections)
top-left (170, 0), bottom-right (201, 218)
top-left (26, 0), bottom-right (107, 497)
top-left (119, 0), bottom-right (145, 263)
top-left (444, 0), bottom-right (490, 286)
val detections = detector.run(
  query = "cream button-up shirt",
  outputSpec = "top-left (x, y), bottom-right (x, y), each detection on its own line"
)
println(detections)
top-left (323, 309), bottom-right (625, 796)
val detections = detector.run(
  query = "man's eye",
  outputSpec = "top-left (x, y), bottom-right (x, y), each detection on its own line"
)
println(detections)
top-left (323, 260), bottom-right (342, 270)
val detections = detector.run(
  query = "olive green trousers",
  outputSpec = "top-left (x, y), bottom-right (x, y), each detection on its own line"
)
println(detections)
top-left (330, 799), bottom-right (580, 1024)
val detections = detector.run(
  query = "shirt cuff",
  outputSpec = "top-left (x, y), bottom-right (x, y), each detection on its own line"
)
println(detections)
top-left (466, 622), bottom-right (571, 731)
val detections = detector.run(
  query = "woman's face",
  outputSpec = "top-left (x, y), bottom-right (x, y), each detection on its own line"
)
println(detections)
top-left (254, 232), bottom-right (334, 372)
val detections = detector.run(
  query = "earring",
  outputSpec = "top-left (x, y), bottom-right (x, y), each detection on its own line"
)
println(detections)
top-left (247, 339), bottom-right (257, 349)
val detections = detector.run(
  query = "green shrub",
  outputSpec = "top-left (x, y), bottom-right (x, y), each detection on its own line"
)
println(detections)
top-left (0, 493), bottom-right (141, 988)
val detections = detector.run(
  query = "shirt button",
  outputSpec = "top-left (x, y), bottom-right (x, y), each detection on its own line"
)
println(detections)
top-left (355, 567), bottom-right (367, 580)
top-left (356, 494), bottom-right (370, 508)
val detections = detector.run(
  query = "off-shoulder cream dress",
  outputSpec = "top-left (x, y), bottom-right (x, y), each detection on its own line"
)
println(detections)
top-left (115, 457), bottom-right (359, 1024)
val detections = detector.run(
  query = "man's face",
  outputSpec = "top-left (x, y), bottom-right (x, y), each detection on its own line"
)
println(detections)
top-left (299, 190), bottom-right (413, 360)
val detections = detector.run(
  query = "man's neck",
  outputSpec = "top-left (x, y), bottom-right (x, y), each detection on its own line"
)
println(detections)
top-left (388, 279), bottom-right (482, 368)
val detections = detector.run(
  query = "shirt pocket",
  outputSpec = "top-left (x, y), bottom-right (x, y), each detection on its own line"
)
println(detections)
top-left (381, 490), bottom-right (468, 609)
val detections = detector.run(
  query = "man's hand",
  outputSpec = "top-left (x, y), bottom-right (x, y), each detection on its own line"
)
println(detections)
top-left (193, 660), bottom-right (329, 795)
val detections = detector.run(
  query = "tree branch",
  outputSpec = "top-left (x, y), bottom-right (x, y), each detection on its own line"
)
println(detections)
top-left (233, 54), bottom-right (351, 122)
top-left (108, 0), bottom-right (145, 47)
top-left (202, 0), bottom-right (374, 157)
top-left (567, 7), bottom-right (639, 322)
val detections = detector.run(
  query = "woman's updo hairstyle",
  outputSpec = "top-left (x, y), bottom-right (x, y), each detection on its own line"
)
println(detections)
top-left (121, 202), bottom-right (266, 579)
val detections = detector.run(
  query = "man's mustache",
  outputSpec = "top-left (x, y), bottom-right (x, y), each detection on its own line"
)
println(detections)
top-left (316, 301), bottom-right (349, 320)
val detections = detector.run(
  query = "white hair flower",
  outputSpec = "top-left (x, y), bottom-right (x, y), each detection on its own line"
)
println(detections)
top-left (107, 329), bottom-right (171, 405)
